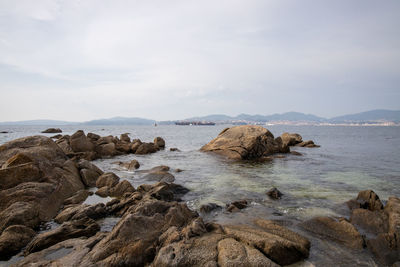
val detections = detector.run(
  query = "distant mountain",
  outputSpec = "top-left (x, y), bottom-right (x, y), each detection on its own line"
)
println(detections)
top-left (0, 120), bottom-right (78, 126)
top-left (183, 112), bottom-right (326, 123)
top-left (329, 109), bottom-right (400, 123)
top-left (84, 117), bottom-right (155, 125)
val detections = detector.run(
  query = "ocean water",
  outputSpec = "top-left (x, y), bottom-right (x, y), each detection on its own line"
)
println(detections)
top-left (1, 124), bottom-right (399, 266)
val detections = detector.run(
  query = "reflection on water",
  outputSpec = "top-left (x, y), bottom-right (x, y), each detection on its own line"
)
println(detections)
top-left (0, 124), bottom-right (399, 266)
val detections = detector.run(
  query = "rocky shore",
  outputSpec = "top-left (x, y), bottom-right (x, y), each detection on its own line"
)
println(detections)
top-left (0, 125), bottom-right (398, 266)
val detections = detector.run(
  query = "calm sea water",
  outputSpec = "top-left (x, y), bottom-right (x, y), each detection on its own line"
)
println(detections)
top-left (1, 124), bottom-right (399, 266)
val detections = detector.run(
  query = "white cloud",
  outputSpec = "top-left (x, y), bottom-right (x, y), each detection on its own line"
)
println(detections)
top-left (0, 0), bottom-right (399, 121)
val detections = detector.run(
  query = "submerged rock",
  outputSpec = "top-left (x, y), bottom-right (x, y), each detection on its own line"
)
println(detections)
top-left (201, 125), bottom-right (288, 160)
top-left (267, 187), bottom-right (283, 200)
top-left (200, 203), bottom-right (222, 214)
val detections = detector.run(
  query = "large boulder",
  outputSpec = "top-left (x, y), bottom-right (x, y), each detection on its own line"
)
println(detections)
top-left (135, 142), bottom-right (158, 154)
top-left (0, 225), bottom-right (36, 260)
top-left (154, 137), bottom-right (166, 149)
top-left (201, 125), bottom-right (285, 160)
top-left (0, 136), bottom-right (86, 258)
top-left (70, 130), bottom-right (94, 152)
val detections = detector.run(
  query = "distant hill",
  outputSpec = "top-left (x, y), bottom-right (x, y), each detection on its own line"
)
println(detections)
top-left (183, 112), bottom-right (326, 122)
top-left (329, 109), bottom-right (400, 123)
top-left (0, 120), bottom-right (78, 126)
top-left (84, 117), bottom-right (155, 125)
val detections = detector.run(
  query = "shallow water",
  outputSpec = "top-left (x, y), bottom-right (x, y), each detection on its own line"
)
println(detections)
top-left (1, 124), bottom-right (399, 266)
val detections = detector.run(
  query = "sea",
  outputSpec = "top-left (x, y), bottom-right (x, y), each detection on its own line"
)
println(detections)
top-left (1, 124), bottom-right (399, 266)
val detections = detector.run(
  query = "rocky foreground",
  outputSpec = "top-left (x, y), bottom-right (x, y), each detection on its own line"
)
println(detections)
top-left (0, 126), bottom-right (398, 266)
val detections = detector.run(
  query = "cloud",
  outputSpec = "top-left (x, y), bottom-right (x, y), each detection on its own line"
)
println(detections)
top-left (0, 0), bottom-right (399, 121)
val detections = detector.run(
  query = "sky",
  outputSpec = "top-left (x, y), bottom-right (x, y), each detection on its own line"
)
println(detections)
top-left (0, 0), bottom-right (399, 121)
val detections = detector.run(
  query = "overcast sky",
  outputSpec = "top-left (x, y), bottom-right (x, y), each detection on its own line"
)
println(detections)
top-left (0, 0), bottom-right (399, 121)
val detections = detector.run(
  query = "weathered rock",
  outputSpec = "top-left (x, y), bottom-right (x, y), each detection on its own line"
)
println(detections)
top-left (82, 200), bottom-right (198, 266)
top-left (0, 225), bottom-right (36, 260)
top-left (295, 140), bottom-right (320, 148)
top-left (350, 208), bottom-right (388, 235)
top-left (154, 137), bottom-right (166, 149)
top-left (55, 203), bottom-right (107, 224)
top-left (170, 147), bottom-right (180, 152)
top-left (109, 180), bottom-right (135, 197)
top-left (200, 203), bottom-right (222, 214)
top-left (143, 171), bottom-right (175, 183)
top-left (267, 187), bottom-right (283, 200)
top-left (0, 201), bottom-right (40, 233)
top-left (41, 128), bottom-right (62, 133)
top-left (130, 140), bottom-right (143, 153)
top-left (50, 134), bottom-right (63, 139)
top-left (2, 152), bottom-right (33, 168)
top-left (217, 237), bottom-right (279, 267)
top-left (300, 216), bottom-right (364, 249)
top-left (201, 125), bottom-right (284, 160)
top-left (223, 221), bottom-right (310, 266)
top-left (77, 159), bottom-right (103, 175)
top-left (25, 218), bottom-right (100, 255)
top-left (80, 168), bottom-right (101, 187)
top-left (117, 159), bottom-right (140, 171)
top-left (367, 233), bottom-right (400, 266)
top-left (120, 133), bottom-right (131, 143)
top-left (385, 196), bottom-right (400, 235)
top-left (0, 163), bottom-right (41, 190)
top-left (70, 130), bottom-right (94, 152)
top-left (63, 190), bottom-right (91, 205)
top-left (137, 182), bottom-right (189, 202)
top-left (280, 132), bottom-right (303, 146)
top-left (226, 200), bottom-right (248, 212)
top-left (136, 142), bottom-right (158, 154)
top-left (353, 190), bottom-right (384, 211)
top-left (96, 143), bottom-right (117, 157)
top-left (95, 186), bottom-right (110, 197)
top-left (96, 172), bottom-right (120, 188)
top-left (87, 132), bottom-right (100, 141)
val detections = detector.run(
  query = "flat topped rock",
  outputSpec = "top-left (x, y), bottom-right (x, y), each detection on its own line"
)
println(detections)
top-left (201, 125), bottom-right (285, 160)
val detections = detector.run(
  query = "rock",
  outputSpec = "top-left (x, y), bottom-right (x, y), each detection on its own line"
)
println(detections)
top-left (0, 225), bottom-right (36, 260)
top-left (0, 162), bottom-right (41, 190)
top-left (118, 159), bottom-right (140, 171)
top-left (120, 133), bottom-right (131, 143)
top-left (137, 182), bottom-right (189, 202)
top-left (63, 190), bottom-right (91, 205)
top-left (130, 140), bottom-right (143, 153)
top-left (200, 203), bottom-right (222, 213)
top-left (96, 143), bottom-right (117, 157)
top-left (355, 190), bottom-right (384, 211)
top-left (350, 208), bottom-right (388, 235)
top-left (367, 233), bottom-right (399, 266)
top-left (135, 142), bottom-right (158, 154)
top-left (226, 200), bottom-right (248, 212)
top-left (143, 171), bottom-right (175, 183)
top-left (80, 168), bottom-right (101, 187)
top-left (55, 203), bottom-right (107, 224)
top-left (41, 128), bottom-right (62, 133)
top-left (70, 130), bottom-right (94, 152)
top-left (82, 200), bottom-right (198, 266)
top-left (290, 151), bottom-right (303, 156)
top-left (25, 218), bottom-right (100, 255)
top-left (109, 180), bottom-right (135, 197)
top-left (384, 196), bottom-right (400, 235)
top-left (280, 132), bottom-right (303, 146)
top-left (201, 125), bottom-right (284, 160)
top-left (170, 147), bottom-right (180, 152)
top-left (95, 187), bottom-right (110, 197)
top-left (267, 187), bottom-right (283, 199)
top-left (217, 237), bottom-right (279, 267)
top-left (295, 140), bottom-right (320, 148)
top-left (87, 132), bottom-right (100, 141)
top-left (0, 201), bottom-right (40, 233)
top-left (300, 216), bottom-right (364, 249)
top-left (0, 131), bottom-right (9, 134)
top-left (154, 137), bottom-right (166, 149)
top-left (223, 221), bottom-right (310, 266)
top-left (96, 172), bottom-right (120, 188)
top-left (50, 134), bottom-right (63, 139)
top-left (77, 159), bottom-right (103, 175)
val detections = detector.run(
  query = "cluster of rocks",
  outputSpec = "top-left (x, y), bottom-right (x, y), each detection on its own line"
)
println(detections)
top-left (54, 130), bottom-right (165, 160)
top-left (300, 190), bottom-right (400, 266)
top-left (0, 135), bottom-right (312, 266)
top-left (201, 125), bottom-right (319, 160)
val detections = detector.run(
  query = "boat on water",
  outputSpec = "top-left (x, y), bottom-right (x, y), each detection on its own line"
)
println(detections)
top-left (175, 121), bottom-right (215, 126)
